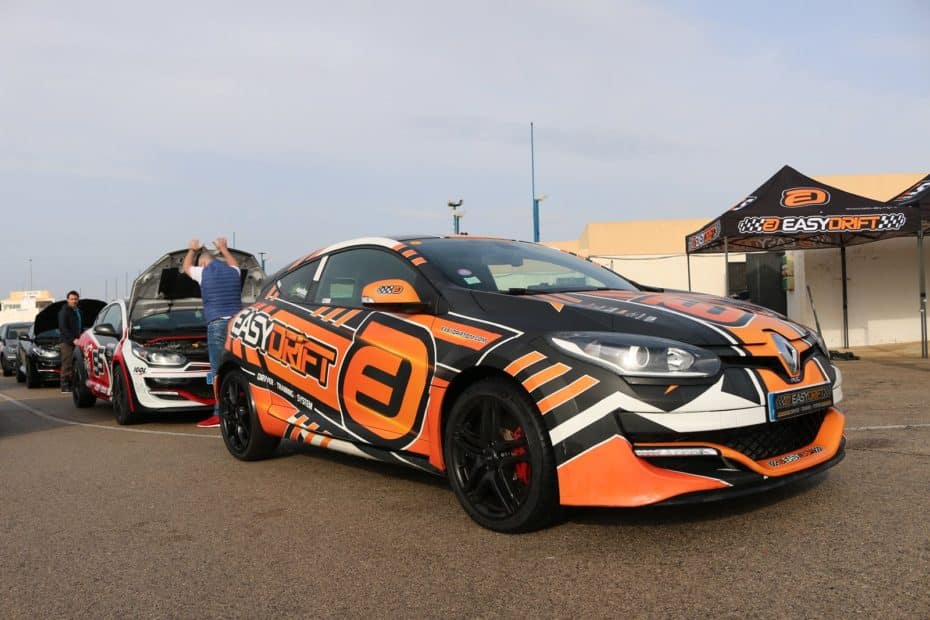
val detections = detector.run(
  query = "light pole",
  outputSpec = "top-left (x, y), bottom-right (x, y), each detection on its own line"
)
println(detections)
top-left (533, 194), bottom-right (547, 242)
top-left (530, 122), bottom-right (547, 242)
top-left (448, 199), bottom-right (464, 234)
top-left (28, 258), bottom-right (33, 290)
top-left (258, 252), bottom-right (267, 271)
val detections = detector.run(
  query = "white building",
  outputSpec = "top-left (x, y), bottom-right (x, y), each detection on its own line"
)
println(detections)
top-left (0, 290), bottom-right (56, 325)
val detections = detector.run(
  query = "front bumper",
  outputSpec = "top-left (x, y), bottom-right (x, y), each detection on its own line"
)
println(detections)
top-left (556, 407), bottom-right (846, 507)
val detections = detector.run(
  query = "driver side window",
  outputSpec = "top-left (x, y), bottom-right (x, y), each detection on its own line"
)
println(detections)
top-left (311, 248), bottom-right (423, 308)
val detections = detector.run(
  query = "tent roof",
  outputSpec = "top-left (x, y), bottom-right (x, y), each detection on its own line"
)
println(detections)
top-left (686, 165), bottom-right (922, 254)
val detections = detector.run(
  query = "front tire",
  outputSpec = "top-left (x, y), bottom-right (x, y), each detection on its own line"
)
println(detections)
top-left (25, 360), bottom-right (40, 388)
top-left (111, 367), bottom-right (138, 425)
top-left (1, 355), bottom-right (11, 377)
top-left (16, 361), bottom-right (25, 383)
top-left (72, 363), bottom-right (96, 408)
top-left (218, 369), bottom-right (279, 460)
top-left (443, 377), bottom-right (560, 533)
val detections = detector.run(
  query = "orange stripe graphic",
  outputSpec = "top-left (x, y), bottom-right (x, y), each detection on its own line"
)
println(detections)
top-left (504, 351), bottom-right (546, 376)
top-left (333, 309), bottom-right (362, 326)
top-left (321, 307), bottom-right (346, 321)
top-left (537, 375), bottom-right (598, 414)
top-left (522, 363), bottom-right (571, 393)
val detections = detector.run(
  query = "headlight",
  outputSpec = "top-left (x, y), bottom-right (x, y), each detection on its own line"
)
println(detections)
top-left (34, 346), bottom-right (59, 358)
top-left (131, 342), bottom-right (187, 367)
top-left (549, 332), bottom-right (721, 378)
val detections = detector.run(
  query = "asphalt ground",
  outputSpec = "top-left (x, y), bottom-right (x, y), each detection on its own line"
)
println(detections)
top-left (1, 358), bottom-right (928, 619)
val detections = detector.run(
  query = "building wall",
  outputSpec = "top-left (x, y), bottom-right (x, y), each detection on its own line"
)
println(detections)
top-left (591, 253), bottom-right (743, 297)
top-left (787, 237), bottom-right (929, 349)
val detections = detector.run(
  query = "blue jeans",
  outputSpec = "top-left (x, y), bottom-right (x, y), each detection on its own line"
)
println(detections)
top-left (207, 318), bottom-right (229, 415)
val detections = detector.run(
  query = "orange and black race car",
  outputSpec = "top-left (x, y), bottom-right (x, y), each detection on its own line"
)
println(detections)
top-left (216, 236), bottom-right (845, 532)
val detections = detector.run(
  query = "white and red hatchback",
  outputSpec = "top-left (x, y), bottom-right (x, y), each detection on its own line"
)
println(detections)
top-left (72, 249), bottom-right (264, 424)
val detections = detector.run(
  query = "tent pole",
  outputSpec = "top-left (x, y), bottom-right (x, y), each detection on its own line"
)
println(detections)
top-left (919, 227), bottom-right (927, 359)
top-left (724, 238), bottom-right (730, 297)
top-left (841, 246), bottom-right (849, 349)
top-left (685, 251), bottom-right (691, 293)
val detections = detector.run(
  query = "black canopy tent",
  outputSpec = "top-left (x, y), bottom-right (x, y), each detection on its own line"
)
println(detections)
top-left (886, 173), bottom-right (930, 358)
top-left (685, 165), bottom-right (926, 358)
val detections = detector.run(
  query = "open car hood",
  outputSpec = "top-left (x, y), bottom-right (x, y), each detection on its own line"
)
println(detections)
top-left (34, 299), bottom-right (106, 336)
top-left (129, 248), bottom-right (265, 314)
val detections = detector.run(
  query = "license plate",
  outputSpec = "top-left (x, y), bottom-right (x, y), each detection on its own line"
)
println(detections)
top-left (767, 383), bottom-right (833, 421)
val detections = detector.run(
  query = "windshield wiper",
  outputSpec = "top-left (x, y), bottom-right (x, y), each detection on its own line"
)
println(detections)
top-left (504, 288), bottom-right (552, 296)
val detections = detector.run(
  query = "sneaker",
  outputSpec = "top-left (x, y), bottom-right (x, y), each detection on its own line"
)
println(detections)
top-left (196, 415), bottom-right (221, 428)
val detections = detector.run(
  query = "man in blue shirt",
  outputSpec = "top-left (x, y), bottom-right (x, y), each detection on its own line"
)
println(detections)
top-left (58, 290), bottom-right (83, 393)
top-left (183, 237), bottom-right (241, 428)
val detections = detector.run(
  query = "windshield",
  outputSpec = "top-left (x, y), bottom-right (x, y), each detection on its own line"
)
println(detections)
top-left (412, 238), bottom-right (639, 294)
top-left (130, 300), bottom-right (206, 333)
top-left (6, 324), bottom-right (30, 339)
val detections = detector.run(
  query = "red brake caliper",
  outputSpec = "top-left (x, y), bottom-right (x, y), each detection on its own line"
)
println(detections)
top-left (512, 427), bottom-right (530, 485)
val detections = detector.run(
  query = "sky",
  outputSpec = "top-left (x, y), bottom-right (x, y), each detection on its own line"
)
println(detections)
top-left (2, 0), bottom-right (928, 300)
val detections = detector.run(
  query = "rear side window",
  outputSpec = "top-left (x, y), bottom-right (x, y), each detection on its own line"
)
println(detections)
top-left (276, 260), bottom-right (321, 303)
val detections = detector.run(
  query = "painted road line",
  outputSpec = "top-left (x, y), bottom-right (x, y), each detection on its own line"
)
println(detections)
top-left (0, 392), bottom-right (220, 439)
top-left (846, 423), bottom-right (930, 431)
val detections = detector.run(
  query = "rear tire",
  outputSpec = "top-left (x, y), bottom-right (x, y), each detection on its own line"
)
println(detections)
top-left (111, 367), bottom-right (138, 425)
top-left (25, 360), bottom-right (40, 388)
top-left (218, 369), bottom-right (279, 461)
top-left (72, 363), bottom-right (96, 408)
top-left (443, 377), bottom-right (560, 533)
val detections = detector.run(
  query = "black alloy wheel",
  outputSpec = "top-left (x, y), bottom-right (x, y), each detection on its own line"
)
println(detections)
top-left (444, 377), bottom-right (560, 533)
top-left (218, 369), bottom-right (279, 461)
top-left (72, 363), bottom-right (96, 408)
top-left (111, 367), bottom-right (137, 425)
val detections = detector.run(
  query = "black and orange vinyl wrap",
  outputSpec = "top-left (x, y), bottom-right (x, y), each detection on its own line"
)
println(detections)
top-left (219, 238), bottom-right (845, 507)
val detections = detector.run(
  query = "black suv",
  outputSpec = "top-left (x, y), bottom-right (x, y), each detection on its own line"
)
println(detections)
top-left (0, 322), bottom-right (30, 376)
top-left (17, 299), bottom-right (104, 387)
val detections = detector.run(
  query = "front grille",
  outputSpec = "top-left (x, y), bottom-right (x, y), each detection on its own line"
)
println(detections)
top-left (633, 409), bottom-right (827, 461)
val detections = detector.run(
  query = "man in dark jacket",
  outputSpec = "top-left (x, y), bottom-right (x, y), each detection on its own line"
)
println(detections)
top-left (58, 290), bottom-right (83, 392)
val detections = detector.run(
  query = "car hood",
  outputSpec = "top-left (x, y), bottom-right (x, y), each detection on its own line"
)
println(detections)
top-left (33, 299), bottom-right (106, 336)
top-left (472, 289), bottom-right (811, 347)
top-left (130, 248), bottom-right (266, 312)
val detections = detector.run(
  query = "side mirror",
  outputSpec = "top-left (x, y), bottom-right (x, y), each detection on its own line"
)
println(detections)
top-left (94, 323), bottom-right (118, 337)
top-left (19, 334), bottom-right (32, 342)
top-left (361, 279), bottom-right (428, 313)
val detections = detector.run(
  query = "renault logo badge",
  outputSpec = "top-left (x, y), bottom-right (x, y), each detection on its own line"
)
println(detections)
top-left (772, 333), bottom-right (800, 378)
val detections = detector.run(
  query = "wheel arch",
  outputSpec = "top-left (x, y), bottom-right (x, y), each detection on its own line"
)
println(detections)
top-left (436, 365), bottom-right (536, 468)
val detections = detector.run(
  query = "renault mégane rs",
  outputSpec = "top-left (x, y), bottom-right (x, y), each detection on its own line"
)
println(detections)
top-left (215, 236), bottom-right (845, 532)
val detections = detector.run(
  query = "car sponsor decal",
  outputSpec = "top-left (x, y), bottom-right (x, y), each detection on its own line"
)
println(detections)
top-left (767, 383), bottom-right (833, 422)
top-left (767, 445), bottom-right (823, 468)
